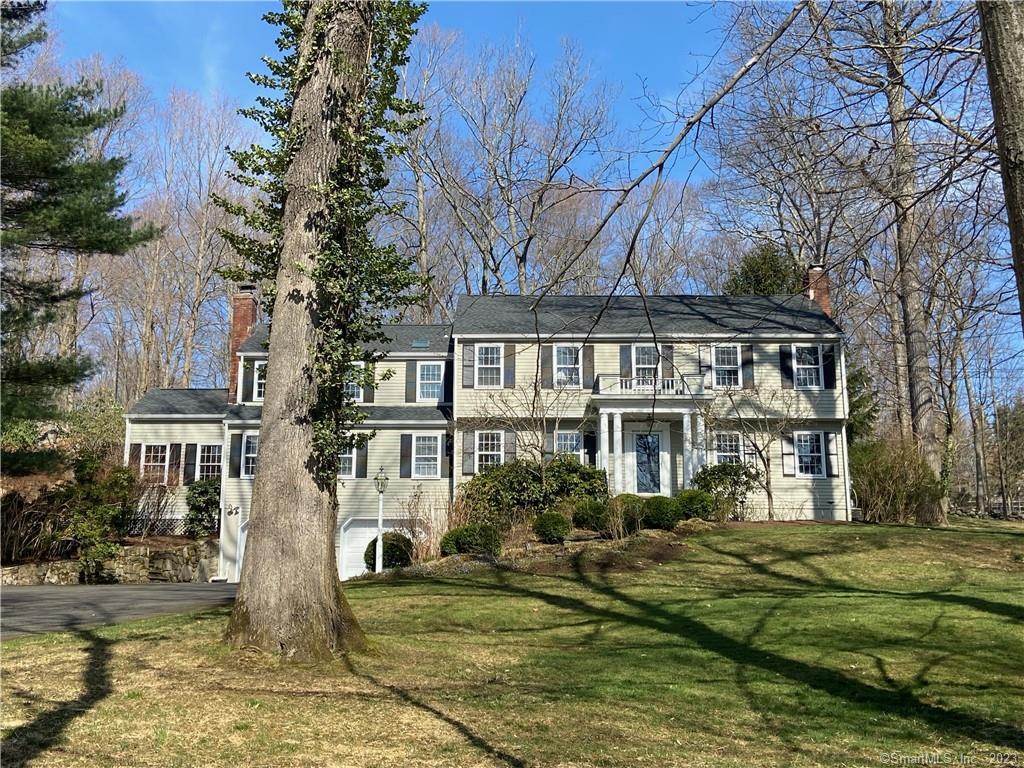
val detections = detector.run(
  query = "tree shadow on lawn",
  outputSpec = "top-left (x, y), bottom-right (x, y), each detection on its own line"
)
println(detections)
top-left (423, 561), bottom-right (1024, 752)
top-left (2, 627), bottom-right (114, 768)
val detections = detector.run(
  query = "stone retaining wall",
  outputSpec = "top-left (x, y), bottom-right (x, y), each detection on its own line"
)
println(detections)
top-left (1, 539), bottom-right (219, 586)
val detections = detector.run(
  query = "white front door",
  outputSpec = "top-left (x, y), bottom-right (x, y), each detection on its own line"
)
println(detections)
top-left (625, 426), bottom-right (672, 496)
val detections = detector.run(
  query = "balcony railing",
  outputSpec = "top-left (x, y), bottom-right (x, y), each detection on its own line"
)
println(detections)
top-left (594, 374), bottom-right (705, 397)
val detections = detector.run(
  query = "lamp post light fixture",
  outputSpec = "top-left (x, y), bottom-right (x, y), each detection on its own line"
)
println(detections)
top-left (373, 466), bottom-right (389, 573)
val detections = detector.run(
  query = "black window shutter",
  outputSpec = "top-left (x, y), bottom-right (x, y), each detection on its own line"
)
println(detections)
top-left (781, 434), bottom-right (796, 476)
top-left (504, 430), bottom-right (516, 463)
top-left (183, 444), bottom-right (197, 485)
top-left (400, 434), bottom-right (412, 478)
top-left (583, 345), bottom-right (595, 390)
top-left (442, 362), bottom-right (453, 403)
top-left (741, 344), bottom-right (755, 390)
top-left (242, 359), bottom-right (255, 403)
top-left (356, 442), bottom-right (368, 478)
top-left (541, 345), bottom-right (553, 389)
top-left (823, 345), bottom-right (837, 390)
top-left (619, 345), bottom-right (632, 379)
top-left (504, 343), bottom-right (516, 388)
top-left (583, 433), bottom-right (597, 465)
top-left (543, 428), bottom-right (554, 461)
top-left (661, 344), bottom-right (674, 380)
top-left (363, 364), bottom-right (375, 403)
top-left (699, 345), bottom-right (713, 389)
top-left (825, 433), bottom-right (839, 477)
top-left (462, 344), bottom-right (475, 388)
top-left (780, 345), bottom-right (794, 389)
top-left (229, 434), bottom-right (243, 478)
top-left (405, 360), bottom-right (417, 403)
top-left (442, 433), bottom-right (452, 477)
top-left (462, 432), bottom-right (475, 475)
top-left (128, 443), bottom-right (141, 469)
top-left (167, 444), bottom-right (182, 486)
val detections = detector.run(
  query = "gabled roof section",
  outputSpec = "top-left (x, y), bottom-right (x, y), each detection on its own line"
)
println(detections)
top-left (238, 323), bottom-right (452, 355)
top-left (127, 388), bottom-right (228, 417)
top-left (452, 294), bottom-right (842, 337)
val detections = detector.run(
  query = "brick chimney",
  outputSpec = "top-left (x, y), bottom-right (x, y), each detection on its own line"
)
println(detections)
top-left (228, 283), bottom-right (258, 403)
top-left (804, 265), bottom-right (832, 317)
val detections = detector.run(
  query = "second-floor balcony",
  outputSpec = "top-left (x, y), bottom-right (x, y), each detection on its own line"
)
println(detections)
top-left (593, 374), bottom-right (706, 398)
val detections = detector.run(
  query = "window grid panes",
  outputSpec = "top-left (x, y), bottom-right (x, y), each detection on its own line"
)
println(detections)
top-left (198, 445), bottom-right (222, 480)
top-left (254, 362), bottom-right (266, 400)
top-left (418, 363), bottom-right (443, 400)
top-left (476, 345), bottom-right (502, 387)
top-left (243, 435), bottom-right (259, 477)
top-left (555, 345), bottom-right (581, 388)
top-left (714, 345), bottom-right (740, 388)
top-left (338, 447), bottom-right (355, 479)
top-left (555, 431), bottom-right (583, 459)
top-left (634, 345), bottom-right (659, 383)
top-left (414, 435), bottom-right (440, 478)
top-left (715, 433), bottom-right (741, 465)
top-left (142, 445), bottom-right (167, 483)
top-left (794, 345), bottom-right (822, 389)
top-left (795, 432), bottom-right (824, 477)
top-left (477, 431), bottom-right (503, 471)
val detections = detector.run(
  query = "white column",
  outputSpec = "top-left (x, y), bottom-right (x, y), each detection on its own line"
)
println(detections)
top-left (612, 411), bottom-right (624, 495)
top-left (695, 412), bottom-right (706, 469)
top-left (598, 411), bottom-right (610, 471)
top-left (681, 412), bottom-right (692, 488)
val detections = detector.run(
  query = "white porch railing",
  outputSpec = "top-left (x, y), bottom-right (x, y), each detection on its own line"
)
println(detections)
top-left (594, 374), bottom-right (705, 397)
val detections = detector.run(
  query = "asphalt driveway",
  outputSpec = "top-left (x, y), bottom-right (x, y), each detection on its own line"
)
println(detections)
top-left (0, 583), bottom-right (237, 640)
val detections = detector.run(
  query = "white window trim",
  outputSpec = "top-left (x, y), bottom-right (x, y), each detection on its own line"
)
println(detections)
top-left (196, 443), bottom-right (223, 481)
top-left (337, 444), bottom-right (356, 480)
top-left (412, 431), bottom-right (443, 479)
top-left (474, 429), bottom-right (504, 474)
top-left (416, 360), bottom-right (445, 403)
top-left (474, 343), bottom-right (504, 389)
top-left (712, 343), bottom-right (742, 389)
top-left (253, 360), bottom-right (267, 402)
top-left (714, 431), bottom-right (742, 466)
top-left (793, 343), bottom-right (825, 391)
top-left (241, 431), bottom-right (260, 480)
top-left (553, 344), bottom-right (583, 389)
top-left (346, 361), bottom-right (365, 403)
top-left (794, 430), bottom-right (826, 478)
top-left (632, 343), bottom-right (660, 381)
top-left (140, 443), bottom-right (169, 484)
top-left (555, 430), bottom-right (585, 462)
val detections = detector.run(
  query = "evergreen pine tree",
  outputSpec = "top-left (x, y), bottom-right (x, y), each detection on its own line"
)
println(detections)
top-left (722, 243), bottom-right (805, 296)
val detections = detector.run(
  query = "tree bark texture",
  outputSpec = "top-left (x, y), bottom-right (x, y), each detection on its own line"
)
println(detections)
top-left (226, 1), bottom-right (369, 659)
top-left (979, 0), bottom-right (1024, 340)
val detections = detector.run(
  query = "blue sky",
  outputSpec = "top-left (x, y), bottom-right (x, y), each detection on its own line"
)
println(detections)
top-left (50, 2), bottom-right (726, 155)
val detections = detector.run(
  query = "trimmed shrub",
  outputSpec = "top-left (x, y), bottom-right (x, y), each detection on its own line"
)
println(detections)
top-left (184, 479), bottom-right (220, 538)
top-left (543, 455), bottom-right (608, 505)
top-left (642, 496), bottom-right (682, 530)
top-left (571, 498), bottom-right (608, 531)
top-left (440, 523), bottom-right (502, 558)
top-left (533, 511), bottom-right (570, 544)
top-left (364, 531), bottom-right (414, 571)
top-left (676, 489), bottom-right (716, 521)
top-left (692, 462), bottom-right (761, 521)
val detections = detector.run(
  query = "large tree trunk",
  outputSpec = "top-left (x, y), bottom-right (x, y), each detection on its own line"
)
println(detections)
top-left (881, 0), bottom-right (946, 524)
top-left (979, 1), bottom-right (1024, 340)
top-left (225, 1), bottom-right (369, 660)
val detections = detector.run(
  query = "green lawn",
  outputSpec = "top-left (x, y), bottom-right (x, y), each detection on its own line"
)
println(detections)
top-left (3, 518), bottom-right (1023, 767)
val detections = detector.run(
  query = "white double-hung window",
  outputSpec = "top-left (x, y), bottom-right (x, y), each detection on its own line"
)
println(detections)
top-left (142, 444), bottom-right (168, 483)
top-left (475, 344), bottom-right (503, 388)
top-left (715, 432), bottom-right (742, 465)
top-left (242, 433), bottom-right (260, 478)
top-left (476, 430), bottom-right (503, 472)
top-left (794, 431), bottom-right (825, 477)
top-left (554, 345), bottom-right (582, 388)
top-left (253, 360), bottom-right (267, 401)
top-left (413, 434), bottom-right (441, 479)
top-left (794, 344), bottom-right (823, 389)
top-left (555, 430), bottom-right (584, 462)
top-left (197, 445), bottom-right (222, 480)
top-left (633, 344), bottom-right (659, 385)
top-left (338, 444), bottom-right (355, 479)
top-left (345, 361), bottom-right (365, 402)
top-left (713, 344), bottom-right (741, 388)
top-left (417, 361), bottom-right (444, 402)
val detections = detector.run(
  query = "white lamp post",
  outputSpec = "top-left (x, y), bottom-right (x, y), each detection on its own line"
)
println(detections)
top-left (373, 466), bottom-right (389, 573)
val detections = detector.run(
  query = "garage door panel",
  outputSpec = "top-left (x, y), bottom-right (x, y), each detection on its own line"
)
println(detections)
top-left (337, 518), bottom-right (400, 581)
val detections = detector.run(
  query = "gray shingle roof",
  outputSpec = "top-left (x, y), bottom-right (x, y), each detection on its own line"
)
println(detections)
top-left (453, 294), bottom-right (842, 337)
top-left (224, 403), bottom-right (451, 424)
top-left (127, 389), bottom-right (228, 417)
top-left (239, 323), bottom-right (452, 355)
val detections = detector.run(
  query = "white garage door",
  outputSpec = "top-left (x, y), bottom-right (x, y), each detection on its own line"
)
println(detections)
top-left (336, 518), bottom-right (400, 581)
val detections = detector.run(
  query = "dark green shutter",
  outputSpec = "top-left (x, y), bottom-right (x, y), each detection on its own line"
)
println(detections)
top-left (400, 434), bottom-right (412, 478)
top-left (741, 345), bottom-right (754, 389)
top-left (780, 345), bottom-right (794, 388)
top-left (405, 361), bottom-right (417, 402)
top-left (462, 344), bottom-right (475, 388)
top-left (229, 434), bottom-right (242, 478)
top-left (823, 345), bottom-right (837, 389)
top-left (183, 444), bottom-right (197, 485)
top-left (356, 443), bottom-right (368, 478)
top-left (582, 345), bottom-right (595, 390)
top-left (541, 345), bottom-right (553, 389)
top-left (503, 344), bottom-right (515, 388)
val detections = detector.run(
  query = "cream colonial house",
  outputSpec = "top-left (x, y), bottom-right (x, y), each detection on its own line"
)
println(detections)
top-left (124, 268), bottom-right (852, 581)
